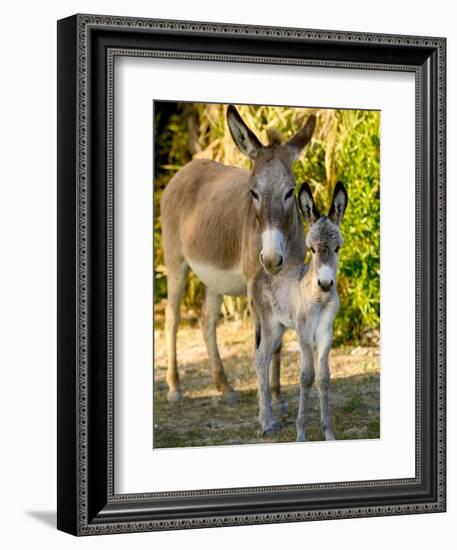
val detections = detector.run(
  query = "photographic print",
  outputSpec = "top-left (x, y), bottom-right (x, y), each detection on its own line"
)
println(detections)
top-left (58, 15), bottom-right (445, 533)
top-left (153, 101), bottom-right (381, 449)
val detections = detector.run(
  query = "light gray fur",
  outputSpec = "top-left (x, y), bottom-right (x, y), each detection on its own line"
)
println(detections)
top-left (250, 181), bottom-right (348, 439)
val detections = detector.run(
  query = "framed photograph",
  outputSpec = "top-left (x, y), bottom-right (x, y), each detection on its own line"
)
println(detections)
top-left (57, 14), bottom-right (446, 536)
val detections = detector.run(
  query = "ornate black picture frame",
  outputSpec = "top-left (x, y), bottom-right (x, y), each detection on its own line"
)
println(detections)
top-left (57, 14), bottom-right (446, 536)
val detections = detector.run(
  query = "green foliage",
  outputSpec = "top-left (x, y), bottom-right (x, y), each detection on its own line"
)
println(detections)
top-left (154, 103), bottom-right (380, 344)
top-left (332, 110), bottom-right (380, 343)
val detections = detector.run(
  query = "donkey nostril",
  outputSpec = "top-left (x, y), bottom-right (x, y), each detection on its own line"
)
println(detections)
top-left (318, 279), bottom-right (333, 291)
top-left (277, 256), bottom-right (283, 268)
top-left (260, 252), bottom-right (264, 264)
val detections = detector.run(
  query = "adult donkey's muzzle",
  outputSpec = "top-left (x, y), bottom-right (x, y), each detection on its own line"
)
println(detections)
top-left (260, 251), bottom-right (283, 275)
top-left (260, 227), bottom-right (285, 275)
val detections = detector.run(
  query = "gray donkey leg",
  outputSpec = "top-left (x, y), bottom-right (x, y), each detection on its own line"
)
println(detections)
top-left (296, 334), bottom-right (315, 442)
top-left (269, 341), bottom-right (288, 415)
top-left (255, 319), bottom-right (283, 435)
top-left (315, 324), bottom-right (336, 440)
top-left (164, 259), bottom-right (189, 402)
top-left (200, 286), bottom-right (237, 405)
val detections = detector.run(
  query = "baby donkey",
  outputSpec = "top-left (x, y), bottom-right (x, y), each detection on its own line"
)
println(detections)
top-left (251, 181), bottom-right (348, 441)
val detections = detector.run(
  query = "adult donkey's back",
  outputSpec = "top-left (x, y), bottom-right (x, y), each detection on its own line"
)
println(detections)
top-left (161, 105), bottom-right (316, 403)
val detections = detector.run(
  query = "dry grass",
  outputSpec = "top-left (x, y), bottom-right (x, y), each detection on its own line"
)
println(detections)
top-left (153, 321), bottom-right (380, 448)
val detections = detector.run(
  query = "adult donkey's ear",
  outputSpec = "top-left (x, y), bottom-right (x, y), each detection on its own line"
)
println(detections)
top-left (298, 182), bottom-right (320, 224)
top-left (328, 181), bottom-right (348, 225)
top-left (227, 105), bottom-right (262, 160)
top-left (286, 114), bottom-right (316, 161)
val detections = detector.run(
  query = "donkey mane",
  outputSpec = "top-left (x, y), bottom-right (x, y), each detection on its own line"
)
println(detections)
top-left (266, 128), bottom-right (283, 146)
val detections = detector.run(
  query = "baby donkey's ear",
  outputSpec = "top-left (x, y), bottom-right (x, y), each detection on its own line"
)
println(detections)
top-left (298, 182), bottom-right (320, 224)
top-left (328, 181), bottom-right (348, 225)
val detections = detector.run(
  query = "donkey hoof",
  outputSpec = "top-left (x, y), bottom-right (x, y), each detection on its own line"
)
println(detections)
top-left (260, 421), bottom-right (281, 437)
top-left (167, 390), bottom-right (182, 402)
top-left (223, 391), bottom-right (238, 407)
top-left (324, 431), bottom-right (336, 441)
top-left (296, 433), bottom-right (307, 442)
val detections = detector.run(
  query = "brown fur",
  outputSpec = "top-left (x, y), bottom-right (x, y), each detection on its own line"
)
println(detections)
top-left (161, 159), bottom-right (254, 271)
top-left (160, 107), bottom-right (316, 402)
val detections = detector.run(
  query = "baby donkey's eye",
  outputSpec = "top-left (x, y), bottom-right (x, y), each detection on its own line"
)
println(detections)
top-left (284, 188), bottom-right (294, 201)
top-left (250, 189), bottom-right (260, 201)
top-left (335, 246), bottom-right (340, 253)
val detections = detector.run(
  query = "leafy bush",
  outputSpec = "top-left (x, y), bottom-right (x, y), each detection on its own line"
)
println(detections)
top-left (154, 103), bottom-right (380, 344)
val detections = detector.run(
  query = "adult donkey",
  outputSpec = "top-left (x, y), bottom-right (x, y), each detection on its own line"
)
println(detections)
top-left (160, 105), bottom-right (316, 404)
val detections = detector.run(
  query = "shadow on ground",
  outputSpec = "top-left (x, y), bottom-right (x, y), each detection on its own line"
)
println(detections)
top-left (25, 510), bottom-right (56, 529)
top-left (153, 323), bottom-right (380, 449)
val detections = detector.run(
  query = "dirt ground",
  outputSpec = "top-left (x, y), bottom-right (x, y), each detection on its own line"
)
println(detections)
top-left (153, 321), bottom-right (380, 448)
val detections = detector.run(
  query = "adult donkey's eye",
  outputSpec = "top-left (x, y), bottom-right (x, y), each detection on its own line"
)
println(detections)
top-left (250, 189), bottom-right (259, 201)
top-left (284, 188), bottom-right (294, 201)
